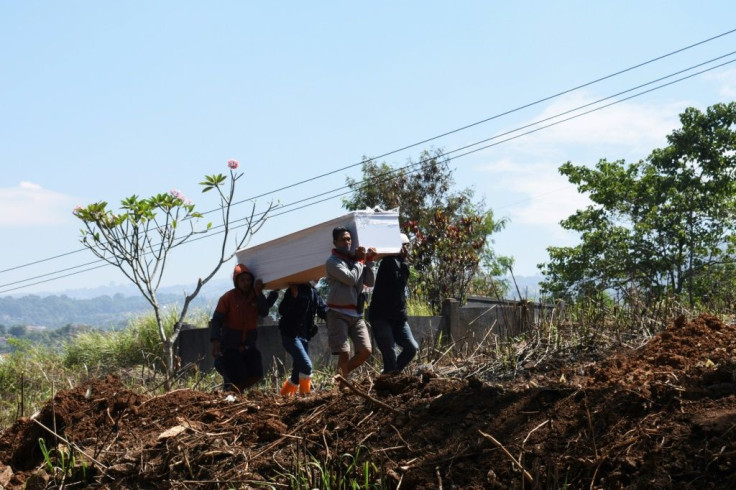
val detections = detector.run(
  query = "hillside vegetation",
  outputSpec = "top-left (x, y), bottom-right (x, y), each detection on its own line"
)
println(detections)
top-left (0, 293), bottom-right (215, 330)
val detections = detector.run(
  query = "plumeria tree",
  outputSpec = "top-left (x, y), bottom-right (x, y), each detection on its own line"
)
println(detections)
top-left (74, 159), bottom-right (273, 389)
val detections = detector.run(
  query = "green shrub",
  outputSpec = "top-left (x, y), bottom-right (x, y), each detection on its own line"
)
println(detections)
top-left (63, 307), bottom-right (211, 373)
top-left (0, 307), bottom-right (216, 427)
top-left (0, 338), bottom-right (69, 426)
top-left (406, 298), bottom-right (433, 317)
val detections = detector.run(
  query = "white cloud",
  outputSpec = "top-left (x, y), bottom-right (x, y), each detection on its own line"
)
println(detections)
top-left (484, 159), bottom-right (590, 231)
top-left (19, 181), bottom-right (42, 190)
top-left (705, 67), bottom-right (736, 98)
top-left (511, 182), bottom-right (590, 230)
top-left (480, 158), bottom-right (532, 174)
top-left (0, 182), bottom-right (78, 227)
top-left (503, 92), bottom-right (685, 159)
top-left (473, 94), bottom-right (694, 231)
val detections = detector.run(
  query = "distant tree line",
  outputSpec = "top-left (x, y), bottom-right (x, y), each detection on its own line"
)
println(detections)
top-left (0, 323), bottom-right (96, 354)
top-left (0, 293), bottom-right (215, 329)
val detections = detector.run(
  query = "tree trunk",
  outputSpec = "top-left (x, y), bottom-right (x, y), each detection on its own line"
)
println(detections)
top-left (162, 339), bottom-right (173, 391)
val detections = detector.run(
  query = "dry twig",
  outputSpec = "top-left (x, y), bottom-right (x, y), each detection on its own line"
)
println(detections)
top-left (391, 424), bottom-right (413, 451)
top-left (522, 419), bottom-right (550, 445)
top-left (478, 429), bottom-right (534, 485)
top-left (334, 375), bottom-right (402, 416)
top-left (582, 391), bottom-right (599, 459)
top-left (32, 418), bottom-right (109, 474)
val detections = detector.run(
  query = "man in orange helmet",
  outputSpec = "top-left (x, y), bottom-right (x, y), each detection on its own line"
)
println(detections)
top-left (210, 263), bottom-right (278, 391)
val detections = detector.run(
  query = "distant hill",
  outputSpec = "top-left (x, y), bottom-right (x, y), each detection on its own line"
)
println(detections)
top-left (0, 291), bottom-right (220, 329)
top-left (504, 274), bottom-right (543, 300)
top-left (0, 275), bottom-right (544, 329)
top-left (18, 278), bottom-right (233, 301)
top-left (0, 276), bottom-right (236, 328)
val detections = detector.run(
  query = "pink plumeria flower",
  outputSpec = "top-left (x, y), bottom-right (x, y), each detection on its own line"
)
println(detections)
top-left (73, 205), bottom-right (84, 215)
top-left (227, 159), bottom-right (239, 170)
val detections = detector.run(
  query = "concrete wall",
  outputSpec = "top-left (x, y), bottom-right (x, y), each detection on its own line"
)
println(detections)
top-left (176, 315), bottom-right (444, 376)
top-left (176, 297), bottom-right (549, 375)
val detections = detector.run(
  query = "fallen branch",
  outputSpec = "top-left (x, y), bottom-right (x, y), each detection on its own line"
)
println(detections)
top-left (391, 424), bottom-right (413, 451)
top-left (323, 428), bottom-right (331, 460)
top-left (582, 391), bottom-right (599, 459)
top-left (32, 418), bottom-right (109, 475)
top-left (249, 403), bottom-right (328, 461)
top-left (431, 339), bottom-right (459, 366)
top-left (179, 480), bottom-right (289, 487)
top-left (334, 375), bottom-right (402, 416)
top-left (522, 419), bottom-right (550, 445)
top-left (479, 430), bottom-right (534, 485)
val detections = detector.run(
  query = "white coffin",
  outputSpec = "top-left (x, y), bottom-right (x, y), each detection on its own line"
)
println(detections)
top-left (235, 209), bottom-right (402, 290)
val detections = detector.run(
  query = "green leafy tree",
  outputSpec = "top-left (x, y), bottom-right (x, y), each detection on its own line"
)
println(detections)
top-left (74, 160), bottom-right (273, 388)
top-left (688, 262), bottom-right (736, 311)
top-left (470, 252), bottom-right (516, 300)
top-left (343, 148), bottom-right (509, 312)
top-left (541, 102), bottom-right (736, 306)
top-left (8, 325), bottom-right (26, 337)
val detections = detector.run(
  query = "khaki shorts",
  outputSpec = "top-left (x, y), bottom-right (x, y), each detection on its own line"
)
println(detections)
top-left (327, 309), bottom-right (372, 355)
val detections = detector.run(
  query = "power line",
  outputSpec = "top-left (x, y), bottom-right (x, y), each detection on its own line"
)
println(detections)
top-left (2, 46), bottom-right (736, 293)
top-left (3, 55), bottom-right (735, 294)
top-left (429, 57), bottom-right (736, 166)
top-left (225, 27), bottom-right (736, 208)
top-left (432, 53), bottom-right (736, 162)
top-left (3, 27), bottom-right (734, 277)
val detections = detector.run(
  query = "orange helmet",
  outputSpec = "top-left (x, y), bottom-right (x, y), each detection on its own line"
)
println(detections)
top-left (233, 263), bottom-right (254, 287)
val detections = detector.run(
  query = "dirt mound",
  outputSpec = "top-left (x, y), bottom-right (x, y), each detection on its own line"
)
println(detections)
top-left (1, 314), bottom-right (736, 488)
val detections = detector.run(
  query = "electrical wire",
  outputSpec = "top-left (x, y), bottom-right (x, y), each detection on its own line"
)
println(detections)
top-left (224, 27), bottom-right (736, 209)
top-left (2, 44), bottom-right (736, 293)
top-left (2, 55), bottom-right (735, 294)
top-left (3, 27), bottom-right (734, 277)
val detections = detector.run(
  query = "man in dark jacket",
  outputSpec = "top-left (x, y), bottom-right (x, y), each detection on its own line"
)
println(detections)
top-left (368, 233), bottom-right (418, 374)
top-left (277, 282), bottom-right (327, 396)
top-left (210, 263), bottom-right (278, 391)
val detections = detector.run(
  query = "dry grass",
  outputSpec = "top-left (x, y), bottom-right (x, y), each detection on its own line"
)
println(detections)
top-left (0, 294), bottom-right (707, 429)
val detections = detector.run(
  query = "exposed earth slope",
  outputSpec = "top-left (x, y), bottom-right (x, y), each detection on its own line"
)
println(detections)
top-left (1, 314), bottom-right (735, 488)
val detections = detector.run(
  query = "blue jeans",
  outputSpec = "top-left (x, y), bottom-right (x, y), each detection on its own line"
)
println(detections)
top-left (282, 335), bottom-right (312, 385)
top-left (370, 317), bottom-right (418, 373)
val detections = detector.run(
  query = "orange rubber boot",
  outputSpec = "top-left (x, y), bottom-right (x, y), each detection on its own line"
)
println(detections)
top-left (280, 379), bottom-right (298, 396)
top-left (298, 375), bottom-right (312, 395)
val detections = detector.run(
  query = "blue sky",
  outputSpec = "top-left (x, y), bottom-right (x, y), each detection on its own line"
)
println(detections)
top-left (2, 2), bottom-right (735, 296)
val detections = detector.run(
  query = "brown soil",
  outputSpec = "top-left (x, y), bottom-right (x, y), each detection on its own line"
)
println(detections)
top-left (1, 314), bottom-right (736, 489)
